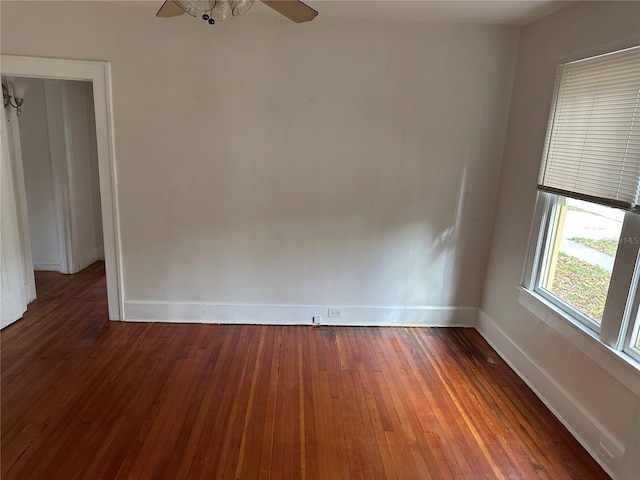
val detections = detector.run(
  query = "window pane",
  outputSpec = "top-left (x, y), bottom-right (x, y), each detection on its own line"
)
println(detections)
top-left (541, 197), bottom-right (624, 324)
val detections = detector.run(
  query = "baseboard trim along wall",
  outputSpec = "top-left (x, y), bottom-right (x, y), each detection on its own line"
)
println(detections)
top-left (32, 263), bottom-right (60, 271)
top-left (123, 301), bottom-right (478, 327)
top-left (476, 309), bottom-right (622, 480)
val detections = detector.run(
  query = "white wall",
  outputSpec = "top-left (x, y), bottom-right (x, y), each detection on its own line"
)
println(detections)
top-left (479, 2), bottom-right (640, 479)
top-left (18, 77), bottom-right (60, 271)
top-left (1, 2), bottom-right (518, 324)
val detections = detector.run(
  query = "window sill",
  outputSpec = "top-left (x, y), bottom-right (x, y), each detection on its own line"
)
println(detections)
top-left (518, 287), bottom-right (640, 396)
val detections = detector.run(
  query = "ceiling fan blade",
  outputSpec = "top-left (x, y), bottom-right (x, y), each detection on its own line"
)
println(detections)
top-left (261, 0), bottom-right (318, 23)
top-left (156, 1), bottom-right (185, 18)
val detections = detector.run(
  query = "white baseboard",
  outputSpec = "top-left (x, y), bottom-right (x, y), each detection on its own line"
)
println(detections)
top-left (123, 301), bottom-right (478, 327)
top-left (33, 263), bottom-right (60, 271)
top-left (476, 309), bottom-right (622, 479)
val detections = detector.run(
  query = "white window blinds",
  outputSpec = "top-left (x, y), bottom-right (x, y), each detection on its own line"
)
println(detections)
top-left (538, 45), bottom-right (640, 212)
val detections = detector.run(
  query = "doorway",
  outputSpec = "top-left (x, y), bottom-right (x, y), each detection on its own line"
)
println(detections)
top-left (1, 55), bottom-right (122, 324)
top-left (14, 77), bottom-right (105, 277)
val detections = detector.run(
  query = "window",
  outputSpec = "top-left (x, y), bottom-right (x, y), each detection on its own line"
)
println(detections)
top-left (523, 45), bottom-right (640, 364)
top-left (537, 197), bottom-right (624, 327)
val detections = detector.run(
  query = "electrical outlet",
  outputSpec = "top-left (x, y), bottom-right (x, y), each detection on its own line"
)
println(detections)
top-left (327, 308), bottom-right (342, 318)
top-left (312, 315), bottom-right (321, 325)
top-left (598, 443), bottom-right (615, 465)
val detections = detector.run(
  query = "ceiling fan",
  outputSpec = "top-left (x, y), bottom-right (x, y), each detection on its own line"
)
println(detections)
top-left (157, 0), bottom-right (318, 25)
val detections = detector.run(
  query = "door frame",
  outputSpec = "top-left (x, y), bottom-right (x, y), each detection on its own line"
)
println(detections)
top-left (44, 79), bottom-right (76, 274)
top-left (1, 55), bottom-right (123, 320)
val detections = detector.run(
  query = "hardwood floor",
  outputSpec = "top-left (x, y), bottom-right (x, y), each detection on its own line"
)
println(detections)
top-left (1, 263), bottom-right (608, 479)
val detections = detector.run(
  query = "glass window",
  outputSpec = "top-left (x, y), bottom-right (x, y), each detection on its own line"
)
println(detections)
top-left (525, 191), bottom-right (640, 357)
top-left (537, 197), bottom-right (624, 326)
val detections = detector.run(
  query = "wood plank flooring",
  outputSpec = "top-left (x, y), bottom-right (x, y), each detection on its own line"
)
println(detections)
top-left (1, 262), bottom-right (608, 479)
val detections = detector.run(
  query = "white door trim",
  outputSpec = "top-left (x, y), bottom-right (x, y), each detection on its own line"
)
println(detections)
top-left (3, 77), bottom-right (36, 301)
top-left (44, 80), bottom-right (74, 273)
top-left (1, 55), bottom-right (123, 320)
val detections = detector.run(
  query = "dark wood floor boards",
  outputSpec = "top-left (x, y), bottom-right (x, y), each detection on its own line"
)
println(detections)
top-left (255, 327), bottom-right (282, 480)
top-left (413, 331), bottom-right (525, 479)
top-left (403, 334), bottom-right (472, 478)
top-left (440, 334), bottom-right (555, 478)
top-left (231, 325), bottom-right (267, 479)
top-left (1, 264), bottom-right (610, 479)
top-left (431, 332), bottom-right (534, 478)
top-left (346, 332), bottom-right (393, 479)
top-left (436, 329), bottom-right (582, 480)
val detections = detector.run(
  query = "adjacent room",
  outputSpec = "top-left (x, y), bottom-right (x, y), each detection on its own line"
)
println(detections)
top-left (1, 1), bottom-right (639, 479)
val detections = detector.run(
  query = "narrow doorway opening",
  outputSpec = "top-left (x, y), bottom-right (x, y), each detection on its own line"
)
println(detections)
top-left (16, 77), bottom-right (105, 287)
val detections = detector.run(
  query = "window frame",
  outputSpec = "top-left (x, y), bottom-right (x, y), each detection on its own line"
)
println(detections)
top-left (531, 195), bottom-right (603, 333)
top-left (523, 191), bottom-right (640, 363)
top-left (621, 250), bottom-right (640, 363)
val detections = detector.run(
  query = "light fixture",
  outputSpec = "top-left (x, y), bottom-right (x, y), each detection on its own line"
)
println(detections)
top-left (3, 81), bottom-right (28, 117)
top-left (176, 0), bottom-right (255, 25)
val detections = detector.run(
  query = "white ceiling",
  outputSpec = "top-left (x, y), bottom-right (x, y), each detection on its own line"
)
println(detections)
top-left (296, 1), bottom-right (575, 26)
top-left (110, 0), bottom-right (576, 26)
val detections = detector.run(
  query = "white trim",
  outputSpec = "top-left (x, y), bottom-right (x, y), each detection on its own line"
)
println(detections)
top-left (44, 80), bottom-right (74, 274)
top-left (32, 263), bottom-right (60, 272)
top-left (600, 212), bottom-right (640, 347)
top-left (476, 309), bottom-right (623, 480)
top-left (59, 81), bottom-right (81, 272)
top-left (518, 287), bottom-right (640, 395)
top-left (1, 55), bottom-right (122, 320)
top-left (123, 301), bottom-right (478, 327)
